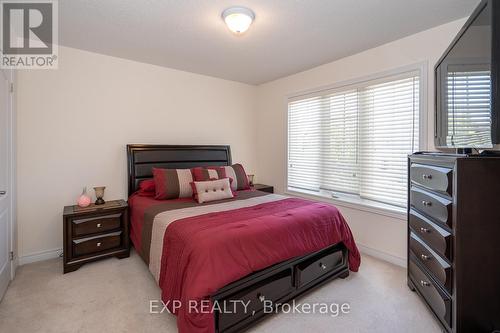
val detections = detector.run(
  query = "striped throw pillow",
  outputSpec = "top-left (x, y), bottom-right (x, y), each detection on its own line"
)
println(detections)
top-left (223, 164), bottom-right (250, 191)
top-left (191, 167), bottom-right (227, 181)
top-left (152, 168), bottom-right (193, 200)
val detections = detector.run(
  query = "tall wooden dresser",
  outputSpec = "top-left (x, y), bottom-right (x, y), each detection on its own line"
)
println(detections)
top-left (408, 153), bottom-right (500, 333)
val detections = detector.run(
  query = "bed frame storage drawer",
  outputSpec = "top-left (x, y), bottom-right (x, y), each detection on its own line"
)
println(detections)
top-left (212, 243), bottom-right (349, 333)
top-left (217, 269), bottom-right (293, 332)
top-left (295, 246), bottom-right (345, 288)
top-left (409, 259), bottom-right (452, 328)
top-left (410, 186), bottom-right (452, 228)
top-left (410, 233), bottom-right (452, 292)
top-left (410, 163), bottom-right (453, 197)
top-left (72, 231), bottom-right (122, 257)
top-left (72, 213), bottom-right (122, 237)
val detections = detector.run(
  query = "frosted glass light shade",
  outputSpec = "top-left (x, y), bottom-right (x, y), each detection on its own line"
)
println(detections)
top-left (222, 7), bottom-right (255, 34)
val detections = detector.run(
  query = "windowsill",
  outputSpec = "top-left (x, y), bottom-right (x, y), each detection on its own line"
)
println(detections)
top-left (284, 188), bottom-right (406, 221)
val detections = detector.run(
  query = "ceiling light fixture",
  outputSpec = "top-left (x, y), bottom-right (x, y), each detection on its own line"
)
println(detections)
top-left (222, 7), bottom-right (255, 35)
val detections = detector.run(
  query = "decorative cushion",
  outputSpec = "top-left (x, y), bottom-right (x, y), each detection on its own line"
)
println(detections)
top-left (152, 168), bottom-right (193, 200)
top-left (138, 179), bottom-right (155, 197)
top-left (191, 178), bottom-right (234, 204)
top-left (223, 164), bottom-right (250, 191)
top-left (191, 167), bottom-right (227, 181)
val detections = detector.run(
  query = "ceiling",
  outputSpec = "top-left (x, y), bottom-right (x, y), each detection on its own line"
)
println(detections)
top-left (59, 0), bottom-right (480, 85)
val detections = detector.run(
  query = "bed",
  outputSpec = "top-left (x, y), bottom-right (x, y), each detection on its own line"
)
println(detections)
top-left (127, 144), bottom-right (361, 333)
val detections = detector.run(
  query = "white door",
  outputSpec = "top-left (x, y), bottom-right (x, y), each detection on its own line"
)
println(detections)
top-left (0, 69), bottom-right (12, 301)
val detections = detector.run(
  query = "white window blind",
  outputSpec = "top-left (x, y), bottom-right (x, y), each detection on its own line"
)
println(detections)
top-left (288, 71), bottom-right (420, 208)
top-left (447, 68), bottom-right (492, 147)
top-left (321, 90), bottom-right (359, 194)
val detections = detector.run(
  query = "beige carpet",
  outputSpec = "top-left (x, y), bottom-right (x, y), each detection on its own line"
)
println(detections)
top-left (0, 250), bottom-right (441, 333)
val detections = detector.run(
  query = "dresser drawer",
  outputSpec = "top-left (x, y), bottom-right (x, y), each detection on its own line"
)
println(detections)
top-left (410, 232), bottom-right (452, 292)
top-left (218, 269), bottom-right (293, 332)
top-left (410, 163), bottom-right (453, 197)
top-left (295, 246), bottom-right (345, 288)
top-left (410, 186), bottom-right (452, 228)
top-left (409, 259), bottom-right (452, 328)
top-left (409, 209), bottom-right (452, 260)
top-left (72, 231), bottom-right (122, 257)
top-left (72, 213), bottom-right (122, 237)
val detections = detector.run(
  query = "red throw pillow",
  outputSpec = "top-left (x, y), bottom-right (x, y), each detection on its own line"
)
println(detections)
top-left (138, 179), bottom-right (155, 197)
top-left (153, 168), bottom-right (193, 200)
top-left (191, 167), bottom-right (227, 181)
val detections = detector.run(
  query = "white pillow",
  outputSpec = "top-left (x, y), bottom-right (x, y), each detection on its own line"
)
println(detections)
top-left (193, 178), bottom-right (234, 204)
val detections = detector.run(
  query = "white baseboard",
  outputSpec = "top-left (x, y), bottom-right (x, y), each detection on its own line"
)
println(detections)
top-left (16, 245), bottom-right (406, 268)
top-left (357, 244), bottom-right (406, 268)
top-left (18, 248), bottom-right (62, 265)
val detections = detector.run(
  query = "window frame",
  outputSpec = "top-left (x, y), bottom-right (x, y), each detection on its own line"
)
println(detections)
top-left (284, 63), bottom-right (428, 217)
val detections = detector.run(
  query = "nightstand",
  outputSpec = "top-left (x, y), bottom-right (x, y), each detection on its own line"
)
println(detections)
top-left (252, 184), bottom-right (274, 194)
top-left (63, 199), bottom-right (129, 273)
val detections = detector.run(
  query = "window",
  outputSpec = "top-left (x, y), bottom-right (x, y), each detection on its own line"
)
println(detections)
top-left (287, 71), bottom-right (421, 208)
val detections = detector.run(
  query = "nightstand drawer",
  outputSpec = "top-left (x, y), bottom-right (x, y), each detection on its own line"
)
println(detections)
top-left (72, 231), bottom-right (122, 256)
top-left (72, 213), bottom-right (122, 236)
top-left (63, 199), bottom-right (129, 273)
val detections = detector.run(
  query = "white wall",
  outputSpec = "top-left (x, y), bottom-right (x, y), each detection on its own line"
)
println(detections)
top-left (255, 19), bottom-right (467, 265)
top-left (16, 46), bottom-right (257, 260)
top-left (17, 19), bottom-right (470, 265)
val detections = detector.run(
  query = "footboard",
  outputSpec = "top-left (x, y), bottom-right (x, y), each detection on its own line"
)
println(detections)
top-left (212, 242), bottom-right (349, 333)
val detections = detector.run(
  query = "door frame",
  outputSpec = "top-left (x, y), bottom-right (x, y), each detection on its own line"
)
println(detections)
top-left (3, 68), bottom-right (16, 280)
top-left (9, 69), bottom-right (15, 279)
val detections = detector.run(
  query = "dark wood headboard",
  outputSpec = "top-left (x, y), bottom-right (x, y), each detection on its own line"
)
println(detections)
top-left (126, 144), bottom-right (232, 196)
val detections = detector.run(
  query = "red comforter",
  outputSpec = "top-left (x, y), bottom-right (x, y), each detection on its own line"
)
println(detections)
top-left (155, 197), bottom-right (361, 333)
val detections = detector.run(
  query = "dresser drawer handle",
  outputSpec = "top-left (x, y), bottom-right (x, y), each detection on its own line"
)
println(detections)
top-left (422, 200), bottom-right (432, 207)
top-left (96, 242), bottom-right (101, 247)
top-left (319, 263), bottom-right (327, 270)
top-left (420, 280), bottom-right (431, 287)
top-left (422, 174), bottom-right (433, 180)
top-left (96, 223), bottom-right (102, 228)
top-left (420, 254), bottom-right (432, 261)
top-left (419, 227), bottom-right (430, 233)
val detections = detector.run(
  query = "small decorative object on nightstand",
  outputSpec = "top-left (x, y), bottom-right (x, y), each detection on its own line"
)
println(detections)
top-left (63, 199), bottom-right (129, 273)
top-left (77, 187), bottom-right (91, 208)
top-left (93, 186), bottom-right (106, 205)
top-left (252, 183), bottom-right (274, 194)
top-left (247, 174), bottom-right (254, 186)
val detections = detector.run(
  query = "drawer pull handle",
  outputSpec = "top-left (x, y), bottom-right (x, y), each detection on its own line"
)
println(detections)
top-left (422, 200), bottom-right (432, 207)
top-left (320, 263), bottom-right (327, 270)
top-left (96, 242), bottom-right (101, 247)
top-left (422, 174), bottom-right (433, 180)
top-left (419, 227), bottom-right (430, 233)
top-left (258, 294), bottom-right (265, 302)
top-left (420, 254), bottom-right (432, 261)
top-left (96, 223), bottom-right (102, 228)
top-left (420, 280), bottom-right (431, 287)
